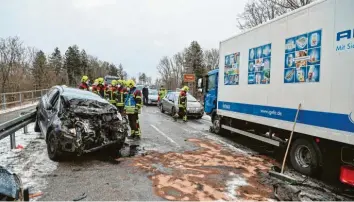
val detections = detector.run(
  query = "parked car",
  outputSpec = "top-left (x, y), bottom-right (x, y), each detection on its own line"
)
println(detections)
top-left (104, 75), bottom-right (119, 87)
top-left (147, 89), bottom-right (158, 105)
top-left (34, 85), bottom-right (128, 161)
top-left (159, 92), bottom-right (203, 119)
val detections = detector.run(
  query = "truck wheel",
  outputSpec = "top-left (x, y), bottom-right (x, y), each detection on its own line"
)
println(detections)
top-left (290, 138), bottom-right (320, 175)
top-left (212, 115), bottom-right (222, 134)
top-left (47, 130), bottom-right (63, 161)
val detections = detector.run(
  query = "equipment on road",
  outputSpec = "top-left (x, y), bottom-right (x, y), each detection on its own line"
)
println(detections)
top-left (199, 0), bottom-right (354, 186)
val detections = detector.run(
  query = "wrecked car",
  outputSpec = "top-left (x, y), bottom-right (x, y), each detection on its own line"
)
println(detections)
top-left (35, 85), bottom-right (128, 161)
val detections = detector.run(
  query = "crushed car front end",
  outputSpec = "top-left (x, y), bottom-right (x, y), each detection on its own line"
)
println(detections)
top-left (48, 95), bottom-right (128, 159)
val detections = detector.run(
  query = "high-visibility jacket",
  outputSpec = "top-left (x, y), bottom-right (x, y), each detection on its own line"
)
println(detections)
top-left (93, 84), bottom-right (106, 98)
top-left (178, 91), bottom-right (187, 108)
top-left (158, 88), bottom-right (167, 100)
top-left (124, 88), bottom-right (142, 114)
top-left (78, 82), bottom-right (89, 91)
top-left (105, 86), bottom-right (118, 104)
top-left (116, 87), bottom-right (127, 107)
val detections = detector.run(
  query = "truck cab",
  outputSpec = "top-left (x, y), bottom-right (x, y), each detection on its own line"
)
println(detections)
top-left (199, 69), bottom-right (219, 121)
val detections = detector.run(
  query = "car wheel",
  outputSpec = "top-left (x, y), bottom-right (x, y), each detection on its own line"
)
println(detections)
top-left (160, 104), bottom-right (165, 113)
top-left (47, 130), bottom-right (63, 161)
top-left (290, 138), bottom-right (320, 176)
top-left (171, 107), bottom-right (176, 116)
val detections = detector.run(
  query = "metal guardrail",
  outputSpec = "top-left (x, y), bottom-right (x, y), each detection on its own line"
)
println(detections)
top-left (0, 110), bottom-right (36, 149)
top-left (0, 89), bottom-right (48, 110)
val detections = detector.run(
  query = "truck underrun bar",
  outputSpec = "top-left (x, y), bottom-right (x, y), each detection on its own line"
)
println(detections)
top-left (221, 124), bottom-right (280, 147)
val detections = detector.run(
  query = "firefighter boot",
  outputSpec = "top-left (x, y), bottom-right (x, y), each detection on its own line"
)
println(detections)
top-left (173, 113), bottom-right (178, 121)
top-left (183, 115), bottom-right (187, 122)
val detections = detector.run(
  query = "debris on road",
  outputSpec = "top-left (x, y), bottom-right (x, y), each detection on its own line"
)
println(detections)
top-left (73, 192), bottom-right (87, 201)
top-left (132, 138), bottom-right (274, 200)
top-left (29, 191), bottom-right (43, 199)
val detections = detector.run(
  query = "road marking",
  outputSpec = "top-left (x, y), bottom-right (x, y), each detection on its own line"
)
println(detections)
top-left (150, 124), bottom-right (180, 147)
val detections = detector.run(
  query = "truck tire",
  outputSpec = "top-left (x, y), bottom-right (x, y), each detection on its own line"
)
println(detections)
top-left (212, 115), bottom-right (222, 134)
top-left (47, 130), bottom-right (63, 161)
top-left (290, 138), bottom-right (320, 176)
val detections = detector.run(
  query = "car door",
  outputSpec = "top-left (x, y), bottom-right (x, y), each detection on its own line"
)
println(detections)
top-left (39, 88), bottom-right (59, 136)
top-left (161, 93), bottom-right (170, 111)
top-left (167, 93), bottom-right (175, 112)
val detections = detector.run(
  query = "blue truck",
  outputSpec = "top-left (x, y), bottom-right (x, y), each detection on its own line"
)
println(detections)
top-left (199, 0), bottom-right (354, 186)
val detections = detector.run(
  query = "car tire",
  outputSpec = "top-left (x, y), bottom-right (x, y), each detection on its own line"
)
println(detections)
top-left (171, 107), bottom-right (176, 116)
top-left (47, 130), bottom-right (63, 161)
top-left (290, 138), bottom-right (320, 176)
top-left (160, 104), bottom-right (165, 113)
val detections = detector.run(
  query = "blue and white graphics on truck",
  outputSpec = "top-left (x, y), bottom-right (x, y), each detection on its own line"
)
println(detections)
top-left (203, 0), bottom-right (354, 185)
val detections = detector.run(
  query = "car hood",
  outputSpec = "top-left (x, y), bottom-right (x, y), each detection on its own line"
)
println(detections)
top-left (149, 95), bottom-right (158, 100)
top-left (63, 97), bottom-right (117, 116)
top-left (187, 101), bottom-right (202, 108)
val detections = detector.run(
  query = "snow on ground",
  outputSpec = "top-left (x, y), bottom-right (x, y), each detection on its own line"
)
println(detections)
top-left (0, 123), bottom-right (57, 201)
top-left (0, 102), bottom-right (38, 115)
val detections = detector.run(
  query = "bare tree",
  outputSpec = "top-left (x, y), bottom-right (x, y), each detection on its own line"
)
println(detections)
top-left (237, 0), bottom-right (315, 30)
top-left (0, 37), bottom-right (25, 93)
top-left (157, 56), bottom-right (173, 89)
top-left (274, 0), bottom-right (316, 10)
top-left (204, 48), bottom-right (219, 71)
top-left (237, 0), bottom-right (287, 30)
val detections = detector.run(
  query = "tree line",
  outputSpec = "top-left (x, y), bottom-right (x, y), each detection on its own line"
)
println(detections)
top-left (156, 41), bottom-right (219, 91)
top-left (0, 36), bottom-right (128, 93)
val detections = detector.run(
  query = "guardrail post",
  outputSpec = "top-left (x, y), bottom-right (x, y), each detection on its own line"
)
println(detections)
top-left (32, 91), bottom-right (34, 103)
top-left (23, 125), bottom-right (28, 134)
top-left (10, 133), bottom-right (16, 149)
top-left (2, 94), bottom-right (5, 110)
top-left (19, 93), bottom-right (22, 106)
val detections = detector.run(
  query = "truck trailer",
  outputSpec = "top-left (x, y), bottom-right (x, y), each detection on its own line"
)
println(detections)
top-left (200, 0), bottom-right (354, 186)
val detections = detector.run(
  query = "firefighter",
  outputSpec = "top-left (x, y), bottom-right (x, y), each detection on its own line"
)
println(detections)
top-left (93, 77), bottom-right (106, 98)
top-left (173, 86), bottom-right (189, 122)
top-left (106, 80), bottom-right (118, 105)
top-left (116, 80), bottom-right (127, 113)
top-left (124, 79), bottom-right (142, 140)
top-left (158, 85), bottom-right (167, 103)
top-left (79, 75), bottom-right (89, 90)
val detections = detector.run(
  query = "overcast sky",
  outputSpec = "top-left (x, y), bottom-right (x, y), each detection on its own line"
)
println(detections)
top-left (0, 0), bottom-right (247, 80)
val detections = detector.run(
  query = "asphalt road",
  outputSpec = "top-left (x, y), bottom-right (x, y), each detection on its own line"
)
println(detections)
top-left (0, 105), bottom-right (36, 124)
top-left (32, 106), bottom-right (350, 201)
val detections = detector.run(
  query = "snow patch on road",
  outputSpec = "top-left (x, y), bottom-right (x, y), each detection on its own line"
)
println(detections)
top-left (0, 123), bottom-right (57, 201)
top-left (0, 102), bottom-right (37, 114)
top-left (225, 173), bottom-right (248, 200)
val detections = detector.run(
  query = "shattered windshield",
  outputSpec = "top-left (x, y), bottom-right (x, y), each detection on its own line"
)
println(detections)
top-left (62, 88), bottom-right (108, 104)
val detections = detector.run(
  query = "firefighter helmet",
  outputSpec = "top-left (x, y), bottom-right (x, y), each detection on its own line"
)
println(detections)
top-left (126, 79), bottom-right (136, 88)
top-left (111, 80), bottom-right (117, 86)
top-left (81, 75), bottom-right (89, 82)
top-left (98, 77), bottom-right (104, 84)
top-left (182, 86), bottom-right (189, 92)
